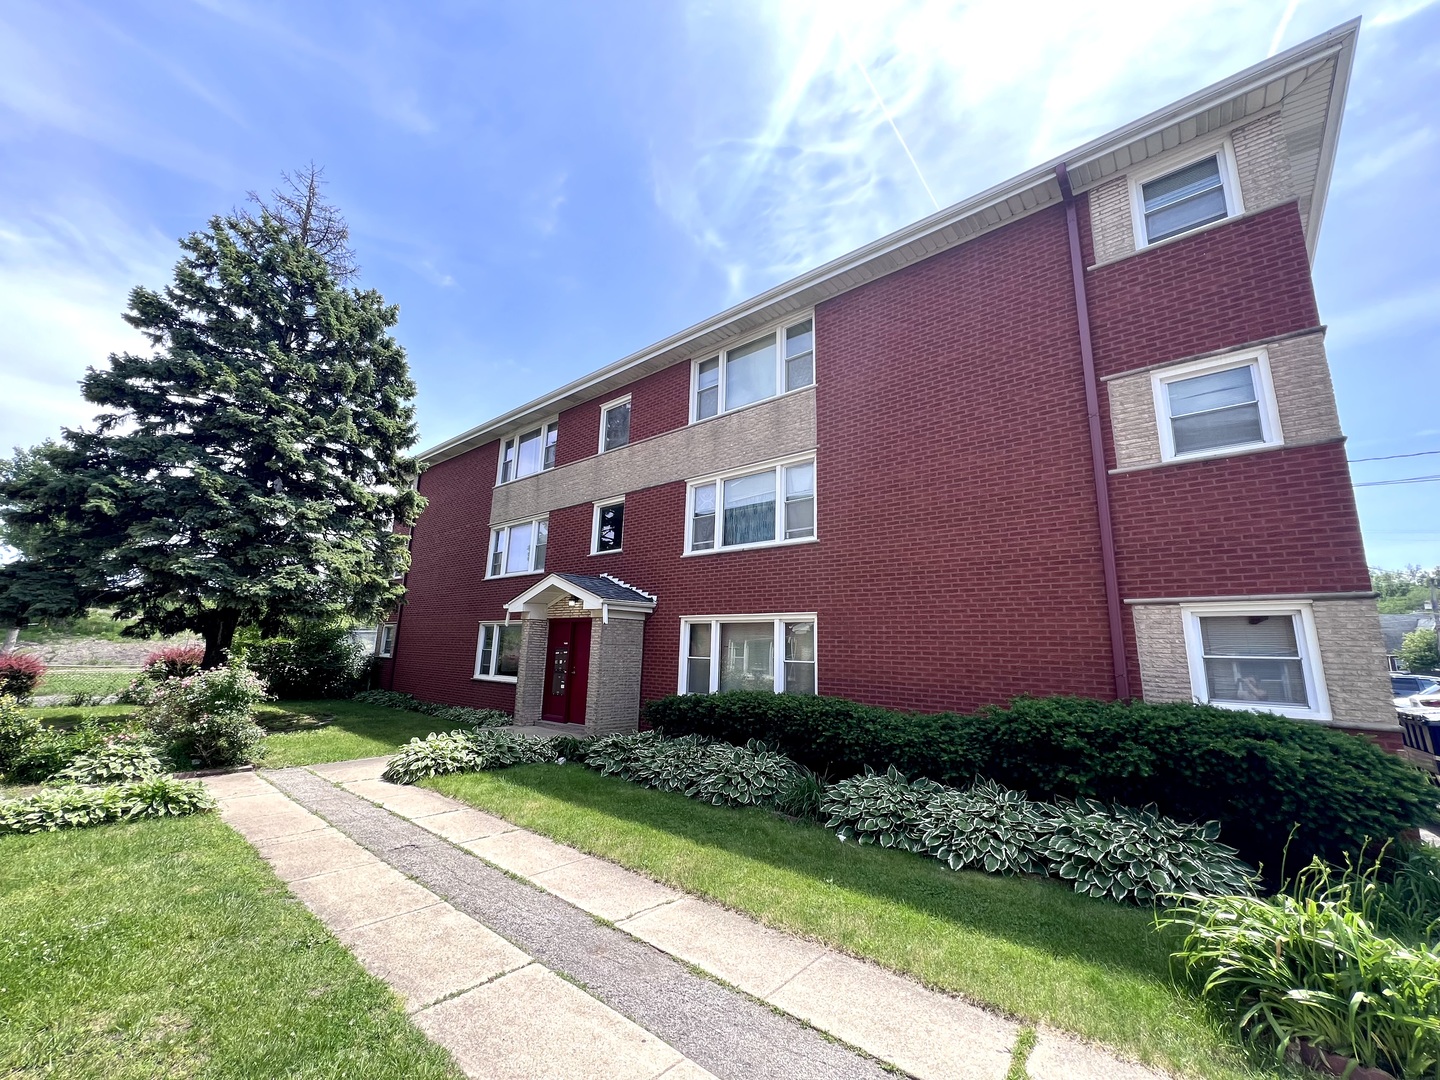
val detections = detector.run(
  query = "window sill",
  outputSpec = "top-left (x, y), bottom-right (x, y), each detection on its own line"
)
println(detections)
top-left (1203, 698), bottom-right (1329, 723)
top-left (485, 570), bottom-right (546, 580)
top-left (473, 675), bottom-right (519, 684)
top-left (494, 469), bottom-right (555, 490)
top-left (1160, 438), bottom-right (1279, 466)
top-left (688, 383), bottom-right (816, 428)
top-left (1111, 435), bottom-right (1344, 476)
top-left (376, 653), bottom-right (394, 659)
top-left (683, 536), bottom-right (818, 558)
top-left (589, 548), bottom-right (623, 557)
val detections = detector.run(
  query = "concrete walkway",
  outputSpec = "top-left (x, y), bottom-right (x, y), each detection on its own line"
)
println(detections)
top-left (205, 757), bottom-right (1172, 1080)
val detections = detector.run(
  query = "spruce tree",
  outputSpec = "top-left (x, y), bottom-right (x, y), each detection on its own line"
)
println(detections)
top-left (1, 197), bottom-right (423, 667)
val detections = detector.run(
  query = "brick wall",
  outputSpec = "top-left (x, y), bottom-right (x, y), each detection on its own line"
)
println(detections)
top-left (391, 190), bottom-right (1374, 726)
top-left (553, 360), bottom-right (693, 469)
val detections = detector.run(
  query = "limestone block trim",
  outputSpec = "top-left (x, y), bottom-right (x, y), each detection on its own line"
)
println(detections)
top-left (1231, 111), bottom-right (1295, 216)
top-left (1087, 175), bottom-right (1134, 267)
top-left (1132, 597), bottom-right (1396, 731)
top-left (491, 387), bottom-right (817, 525)
top-left (1107, 332), bottom-right (1340, 472)
top-left (513, 616), bottom-right (548, 724)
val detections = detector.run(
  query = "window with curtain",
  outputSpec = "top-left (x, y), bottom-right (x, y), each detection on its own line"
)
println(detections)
top-left (1198, 614), bottom-right (1309, 708)
top-left (692, 316), bottom-right (815, 421)
top-left (601, 399), bottom-right (631, 452)
top-left (488, 518), bottom-right (547, 577)
top-left (1161, 360), bottom-right (1271, 457)
top-left (681, 617), bottom-right (816, 695)
top-left (474, 623), bottom-right (522, 680)
top-left (687, 459), bottom-right (815, 554)
top-left (1141, 155), bottom-right (1230, 243)
top-left (499, 421), bottom-right (559, 483)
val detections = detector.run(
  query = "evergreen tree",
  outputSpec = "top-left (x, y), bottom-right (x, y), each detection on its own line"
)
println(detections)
top-left (1, 197), bottom-right (424, 667)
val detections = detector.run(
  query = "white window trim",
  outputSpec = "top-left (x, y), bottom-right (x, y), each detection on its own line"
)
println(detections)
top-left (473, 621), bottom-right (520, 683)
top-left (677, 613), bottom-right (818, 695)
top-left (591, 496), bottom-right (625, 556)
top-left (597, 395), bottom-right (632, 455)
top-left (1180, 601), bottom-right (1330, 722)
top-left (485, 516), bottom-right (549, 579)
top-left (688, 312), bottom-right (816, 425)
top-left (495, 417), bottom-right (560, 487)
top-left (682, 453), bottom-right (817, 557)
top-left (1128, 136), bottom-right (1244, 251)
top-left (376, 622), bottom-right (397, 658)
top-left (1150, 347), bottom-right (1283, 464)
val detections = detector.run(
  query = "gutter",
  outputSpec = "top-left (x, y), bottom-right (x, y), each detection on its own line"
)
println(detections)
top-left (1056, 164), bottom-right (1131, 701)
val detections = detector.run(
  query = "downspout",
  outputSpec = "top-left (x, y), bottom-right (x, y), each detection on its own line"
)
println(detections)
top-left (1055, 164), bottom-right (1131, 701)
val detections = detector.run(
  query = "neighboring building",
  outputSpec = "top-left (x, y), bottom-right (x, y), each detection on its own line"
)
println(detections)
top-left (382, 21), bottom-right (1397, 742)
top-left (1381, 614), bottom-right (1437, 671)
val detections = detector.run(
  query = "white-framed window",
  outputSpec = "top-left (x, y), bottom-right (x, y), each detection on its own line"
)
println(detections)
top-left (685, 456), bottom-right (815, 556)
top-left (592, 498), bottom-right (624, 555)
top-left (1130, 140), bottom-right (1243, 248)
top-left (679, 615), bottom-right (817, 695)
top-left (474, 622), bottom-right (522, 682)
top-left (498, 419), bottom-right (559, 485)
top-left (1151, 348), bottom-right (1282, 462)
top-left (1180, 602), bottom-right (1330, 721)
top-left (376, 622), bottom-right (397, 658)
top-left (487, 517), bottom-right (548, 578)
top-left (691, 315), bottom-right (814, 422)
top-left (599, 396), bottom-right (631, 453)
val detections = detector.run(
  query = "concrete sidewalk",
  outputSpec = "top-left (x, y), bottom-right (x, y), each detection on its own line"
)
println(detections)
top-left (207, 758), bottom-right (1172, 1080)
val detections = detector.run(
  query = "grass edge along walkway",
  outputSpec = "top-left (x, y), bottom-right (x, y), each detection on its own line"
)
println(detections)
top-left (0, 812), bottom-right (461, 1080)
top-left (426, 764), bottom-right (1283, 1080)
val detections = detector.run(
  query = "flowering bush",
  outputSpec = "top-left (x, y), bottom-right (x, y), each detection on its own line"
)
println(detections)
top-left (142, 646), bottom-right (206, 680)
top-left (145, 663), bottom-right (270, 768)
top-left (0, 653), bottom-right (46, 699)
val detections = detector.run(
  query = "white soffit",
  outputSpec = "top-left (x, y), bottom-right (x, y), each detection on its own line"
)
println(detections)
top-left (422, 19), bottom-right (1358, 467)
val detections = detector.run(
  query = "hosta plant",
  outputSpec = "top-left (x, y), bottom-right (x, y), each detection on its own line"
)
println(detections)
top-left (352, 689), bottom-right (512, 728)
top-left (582, 731), bottom-right (656, 779)
top-left (57, 742), bottom-right (166, 786)
top-left (382, 729), bottom-right (555, 784)
top-left (685, 740), bottom-right (798, 807)
top-left (0, 777), bottom-right (214, 835)
top-left (920, 779), bottom-right (1054, 876)
top-left (624, 734), bottom-right (714, 793)
top-left (118, 776), bottom-right (215, 818)
top-left (822, 766), bottom-right (941, 852)
top-left (1042, 799), bottom-right (1256, 903)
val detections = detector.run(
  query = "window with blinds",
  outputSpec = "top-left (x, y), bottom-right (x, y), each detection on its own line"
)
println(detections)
top-left (1198, 614), bottom-right (1308, 708)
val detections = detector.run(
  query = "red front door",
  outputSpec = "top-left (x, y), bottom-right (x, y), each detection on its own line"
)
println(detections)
top-left (542, 618), bottom-right (591, 725)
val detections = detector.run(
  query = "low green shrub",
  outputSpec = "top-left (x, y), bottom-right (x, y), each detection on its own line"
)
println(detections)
top-left (2, 715), bottom-right (131, 783)
top-left (145, 664), bottom-right (269, 768)
top-left (352, 688), bottom-right (511, 728)
top-left (646, 691), bottom-right (1438, 874)
top-left (381, 729), bottom-right (556, 785)
top-left (0, 777), bottom-right (214, 836)
top-left (56, 743), bottom-right (166, 786)
top-left (237, 623), bottom-right (365, 700)
top-left (1163, 856), bottom-right (1440, 1076)
top-left (0, 696), bottom-right (41, 774)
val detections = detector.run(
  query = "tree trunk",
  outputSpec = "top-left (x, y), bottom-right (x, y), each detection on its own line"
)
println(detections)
top-left (1, 626), bottom-right (18, 655)
top-left (199, 610), bottom-right (241, 669)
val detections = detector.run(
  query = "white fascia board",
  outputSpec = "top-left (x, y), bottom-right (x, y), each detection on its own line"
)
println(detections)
top-left (420, 20), bottom-right (1359, 468)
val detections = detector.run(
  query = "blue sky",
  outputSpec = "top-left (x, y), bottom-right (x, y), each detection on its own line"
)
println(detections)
top-left (1, 0), bottom-right (1436, 567)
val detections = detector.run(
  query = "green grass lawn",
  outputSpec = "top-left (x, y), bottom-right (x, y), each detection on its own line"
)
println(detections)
top-left (0, 813), bottom-right (459, 1079)
top-left (428, 765), bottom-right (1282, 1080)
top-left (255, 700), bottom-right (458, 767)
top-left (34, 668), bottom-right (139, 699)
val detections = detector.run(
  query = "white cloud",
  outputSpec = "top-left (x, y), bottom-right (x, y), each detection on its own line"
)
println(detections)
top-left (650, 0), bottom-right (1382, 301)
top-left (1327, 282), bottom-right (1440, 344)
top-left (0, 197), bottom-right (175, 452)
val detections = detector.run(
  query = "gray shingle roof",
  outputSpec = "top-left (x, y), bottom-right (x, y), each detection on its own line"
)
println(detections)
top-left (553, 573), bottom-right (655, 605)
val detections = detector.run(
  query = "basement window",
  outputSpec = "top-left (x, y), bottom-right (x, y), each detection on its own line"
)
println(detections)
top-left (680, 616), bottom-right (816, 695)
top-left (1180, 603), bottom-right (1329, 721)
top-left (474, 622), bottom-right (522, 681)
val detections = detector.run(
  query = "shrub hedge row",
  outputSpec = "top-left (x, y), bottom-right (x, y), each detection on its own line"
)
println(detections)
top-left (643, 692), bottom-right (1439, 875)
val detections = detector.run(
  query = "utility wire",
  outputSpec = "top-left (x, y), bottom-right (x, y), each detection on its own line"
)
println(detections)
top-left (1354, 474), bottom-right (1440, 488)
top-left (1349, 449), bottom-right (1440, 463)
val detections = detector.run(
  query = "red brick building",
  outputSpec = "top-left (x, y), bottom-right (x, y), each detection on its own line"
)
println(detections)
top-left (381, 21), bottom-right (1396, 740)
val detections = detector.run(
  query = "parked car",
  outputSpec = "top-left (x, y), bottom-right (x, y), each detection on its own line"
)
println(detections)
top-left (1392, 673), bottom-right (1440, 712)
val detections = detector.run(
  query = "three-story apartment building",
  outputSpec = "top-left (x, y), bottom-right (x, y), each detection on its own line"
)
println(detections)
top-left (380, 21), bottom-right (1398, 744)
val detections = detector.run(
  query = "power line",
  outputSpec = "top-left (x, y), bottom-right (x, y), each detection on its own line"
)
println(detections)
top-left (1354, 474), bottom-right (1440, 488)
top-left (1349, 449), bottom-right (1440, 463)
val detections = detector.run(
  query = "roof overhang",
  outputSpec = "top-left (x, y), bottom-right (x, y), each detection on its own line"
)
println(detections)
top-left (423, 19), bottom-right (1359, 468)
top-left (504, 573), bottom-right (656, 620)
